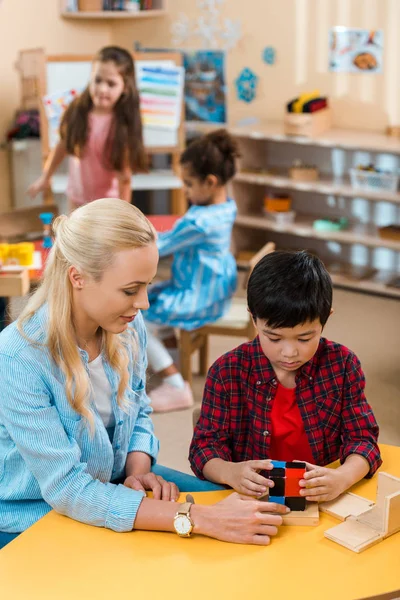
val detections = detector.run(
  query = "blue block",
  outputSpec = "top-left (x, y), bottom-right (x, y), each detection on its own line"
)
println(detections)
top-left (269, 496), bottom-right (285, 505)
top-left (271, 460), bottom-right (286, 469)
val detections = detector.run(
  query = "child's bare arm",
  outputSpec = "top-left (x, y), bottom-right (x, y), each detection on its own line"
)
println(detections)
top-left (28, 140), bottom-right (67, 198)
top-left (203, 457), bottom-right (274, 497)
top-left (299, 454), bottom-right (370, 502)
top-left (118, 167), bottom-right (132, 203)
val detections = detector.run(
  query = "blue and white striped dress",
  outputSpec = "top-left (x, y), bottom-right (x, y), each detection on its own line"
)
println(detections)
top-left (0, 307), bottom-right (159, 534)
top-left (145, 198), bottom-right (237, 331)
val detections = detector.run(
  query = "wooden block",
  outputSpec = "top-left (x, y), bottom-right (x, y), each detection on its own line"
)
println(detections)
top-left (285, 477), bottom-right (302, 497)
top-left (320, 492), bottom-right (375, 521)
top-left (0, 270), bottom-right (30, 296)
top-left (385, 491), bottom-right (400, 537)
top-left (289, 167), bottom-right (319, 181)
top-left (324, 518), bottom-right (383, 553)
top-left (282, 502), bottom-right (319, 526)
top-left (284, 107), bottom-right (332, 137)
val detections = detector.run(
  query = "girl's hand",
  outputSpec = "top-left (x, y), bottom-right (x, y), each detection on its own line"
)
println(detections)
top-left (124, 473), bottom-right (179, 502)
top-left (27, 175), bottom-right (50, 199)
top-left (299, 462), bottom-right (347, 502)
top-left (224, 459), bottom-right (275, 497)
top-left (192, 493), bottom-right (289, 545)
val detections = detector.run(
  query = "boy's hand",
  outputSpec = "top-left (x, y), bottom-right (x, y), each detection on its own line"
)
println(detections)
top-left (299, 462), bottom-right (347, 502)
top-left (224, 460), bottom-right (275, 497)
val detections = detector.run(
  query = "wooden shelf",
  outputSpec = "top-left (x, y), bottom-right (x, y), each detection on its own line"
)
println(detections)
top-left (235, 213), bottom-right (400, 252)
top-left (61, 9), bottom-right (166, 19)
top-left (229, 121), bottom-right (400, 155)
top-left (330, 269), bottom-right (400, 299)
top-left (236, 256), bottom-right (400, 299)
top-left (235, 171), bottom-right (400, 205)
top-left (51, 169), bottom-right (182, 194)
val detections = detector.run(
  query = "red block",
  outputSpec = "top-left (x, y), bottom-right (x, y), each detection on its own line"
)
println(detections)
top-left (285, 477), bottom-right (302, 497)
top-left (285, 468), bottom-right (305, 479)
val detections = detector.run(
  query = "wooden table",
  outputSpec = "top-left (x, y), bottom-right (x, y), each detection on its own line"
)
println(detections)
top-left (0, 444), bottom-right (399, 600)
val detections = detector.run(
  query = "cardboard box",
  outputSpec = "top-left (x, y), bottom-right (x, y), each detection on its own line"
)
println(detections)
top-left (284, 107), bottom-right (331, 137)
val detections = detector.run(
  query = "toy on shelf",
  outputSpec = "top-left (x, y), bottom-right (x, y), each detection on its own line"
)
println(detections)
top-left (289, 160), bottom-right (319, 182)
top-left (0, 242), bottom-right (35, 268)
top-left (39, 213), bottom-right (54, 249)
top-left (324, 472), bottom-right (400, 553)
top-left (264, 193), bottom-right (295, 225)
top-left (259, 460), bottom-right (320, 526)
top-left (264, 194), bottom-right (292, 213)
top-left (265, 210), bottom-right (296, 226)
top-left (386, 125), bottom-right (400, 138)
top-left (378, 224), bottom-right (400, 241)
top-left (284, 90), bottom-right (331, 137)
top-left (313, 217), bottom-right (348, 232)
top-left (386, 274), bottom-right (400, 290)
top-left (349, 164), bottom-right (399, 193)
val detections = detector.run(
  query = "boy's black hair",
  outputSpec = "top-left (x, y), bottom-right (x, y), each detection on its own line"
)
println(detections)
top-left (247, 250), bottom-right (332, 328)
top-left (180, 128), bottom-right (240, 184)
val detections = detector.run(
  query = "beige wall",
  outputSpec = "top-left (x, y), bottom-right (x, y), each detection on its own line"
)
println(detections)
top-left (1, 0), bottom-right (399, 209)
top-left (113, 0), bottom-right (399, 130)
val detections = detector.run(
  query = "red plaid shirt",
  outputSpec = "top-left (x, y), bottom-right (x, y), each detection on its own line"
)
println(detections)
top-left (189, 336), bottom-right (381, 479)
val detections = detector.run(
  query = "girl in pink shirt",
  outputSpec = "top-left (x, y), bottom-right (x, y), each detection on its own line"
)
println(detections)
top-left (29, 46), bottom-right (147, 209)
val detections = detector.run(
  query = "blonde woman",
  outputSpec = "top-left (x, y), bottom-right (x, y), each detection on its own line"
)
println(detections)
top-left (0, 199), bottom-right (287, 549)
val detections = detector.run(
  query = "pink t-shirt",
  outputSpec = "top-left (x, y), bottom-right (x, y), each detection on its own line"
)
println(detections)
top-left (67, 112), bottom-right (120, 206)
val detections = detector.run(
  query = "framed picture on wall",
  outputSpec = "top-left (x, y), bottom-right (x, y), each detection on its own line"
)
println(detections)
top-left (183, 50), bottom-right (227, 124)
top-left (329, 28), bottom-right (384, 73)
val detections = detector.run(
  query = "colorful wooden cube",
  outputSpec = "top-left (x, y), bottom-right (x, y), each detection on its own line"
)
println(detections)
top-left (268, 460), bottom-right (306, 511)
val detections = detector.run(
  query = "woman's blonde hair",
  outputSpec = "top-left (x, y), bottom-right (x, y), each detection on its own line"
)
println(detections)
top-left (18, 198), bottom-right (156, 424)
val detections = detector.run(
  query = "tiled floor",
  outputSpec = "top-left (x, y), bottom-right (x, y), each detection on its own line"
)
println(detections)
top-left (151, 287), bottom-right (400, 474)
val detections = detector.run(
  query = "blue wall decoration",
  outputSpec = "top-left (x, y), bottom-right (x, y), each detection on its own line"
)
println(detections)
top-left (263, 46), bottom-right (276, 65)
top-left (235, 67), bottom-right (258, 103)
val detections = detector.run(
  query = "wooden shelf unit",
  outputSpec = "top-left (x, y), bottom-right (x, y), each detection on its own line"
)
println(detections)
top-left (60, 0), bottom-right (166, 19)
top-left (229, 122), bottom-right (400, 299)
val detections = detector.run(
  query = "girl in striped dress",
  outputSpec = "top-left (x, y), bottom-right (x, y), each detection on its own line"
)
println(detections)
top-left (146, 130), bottom-right (239, 412)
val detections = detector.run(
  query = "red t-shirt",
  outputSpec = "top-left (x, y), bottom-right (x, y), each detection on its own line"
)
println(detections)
top-left (269, 383), bottom-right (314, 463)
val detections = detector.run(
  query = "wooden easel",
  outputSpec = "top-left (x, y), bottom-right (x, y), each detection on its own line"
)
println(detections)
top-left (15, 48), bottom-right (186, 214)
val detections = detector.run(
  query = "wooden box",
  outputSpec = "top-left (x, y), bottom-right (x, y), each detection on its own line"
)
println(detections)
top-left (0, 270), bottom-right (30, 297)
top-left (379, 225), bottom-right (400, 241)
top-left (289, 166), bottom-right (319, 181)
top-left (284, 108), bottom-right (331, 138)
top-left (78, 0), bottom-right (102, 10)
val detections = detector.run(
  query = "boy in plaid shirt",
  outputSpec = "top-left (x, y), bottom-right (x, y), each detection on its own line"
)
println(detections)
top-left (189, 251), bottom-right (381, 503)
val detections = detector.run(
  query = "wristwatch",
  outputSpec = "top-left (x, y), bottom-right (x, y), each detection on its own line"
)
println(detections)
top-left (173, 501), bottom-right (194, 537)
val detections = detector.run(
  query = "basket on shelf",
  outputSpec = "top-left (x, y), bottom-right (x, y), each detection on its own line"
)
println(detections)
top-left (78, 0), bottom-right (103, 11)
top-left (349, 168), bottom-right (399, 193)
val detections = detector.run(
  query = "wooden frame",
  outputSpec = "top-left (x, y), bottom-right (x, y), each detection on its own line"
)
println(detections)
top-left (15, 48), bottom-right (186, 214)
top-left (324, 472), bottom-right (400, 553)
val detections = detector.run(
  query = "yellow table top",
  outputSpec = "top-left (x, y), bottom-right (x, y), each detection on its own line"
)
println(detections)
top-left (1, 444), bottom-right (399, 600)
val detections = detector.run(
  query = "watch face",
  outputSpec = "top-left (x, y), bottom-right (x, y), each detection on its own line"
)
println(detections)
top-left (174, 515), bottom-right (192, 535)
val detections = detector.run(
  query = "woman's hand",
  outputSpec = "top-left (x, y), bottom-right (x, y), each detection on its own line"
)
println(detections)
top-left (27, 175), bottom-right (50, 199)
top-left (192, 492), bottom-right (289, 545)
top-left (299, 462), bottom-right (347, 502)
top-left (224, 459), bottom-right (275, 497)
top-left (124, 472), bottom-right (179, 502)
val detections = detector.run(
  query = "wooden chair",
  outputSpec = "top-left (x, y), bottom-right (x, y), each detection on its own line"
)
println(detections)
top-left (179, 242), bottom-right (276, 385)
top-left (0, 204), bottom-right (58, 242)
